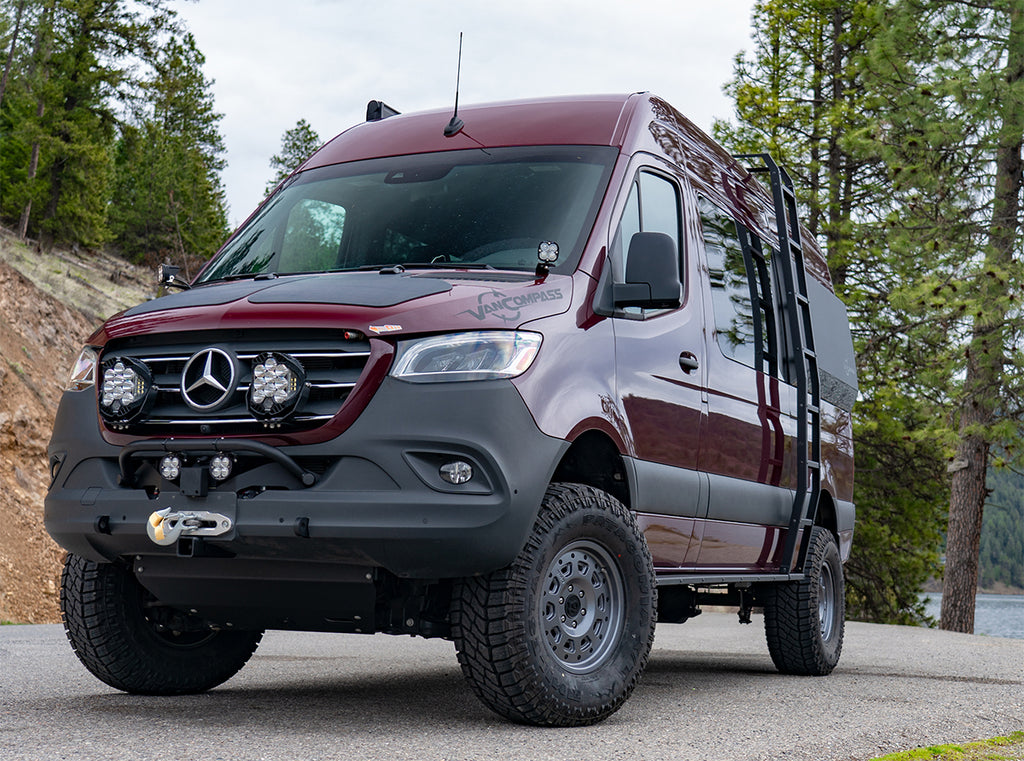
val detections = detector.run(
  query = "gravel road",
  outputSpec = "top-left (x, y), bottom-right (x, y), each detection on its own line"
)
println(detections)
top-left (1, 612), bottom-right (1021, 761)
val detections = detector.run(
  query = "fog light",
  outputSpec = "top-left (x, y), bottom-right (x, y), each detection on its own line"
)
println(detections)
top-left (439, 460), bottom-right (473, 485)
top-left (210, 454), bottom-right (233, 481)
top-left (159, 455), bottom-right (181, 481)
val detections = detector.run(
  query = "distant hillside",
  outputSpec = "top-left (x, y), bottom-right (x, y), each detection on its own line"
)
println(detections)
top-left (981, 467), bottom-right (1024, 593)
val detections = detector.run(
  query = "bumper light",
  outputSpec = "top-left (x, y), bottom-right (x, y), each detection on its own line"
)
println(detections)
top-left (210, 454), bottom-right (233, 481)
top-left (248, 352), bottom-right (308, 423)
top-left (99, 356), bottom-right (154, 425)
top-left (159, 455), bottom-right (181, 481)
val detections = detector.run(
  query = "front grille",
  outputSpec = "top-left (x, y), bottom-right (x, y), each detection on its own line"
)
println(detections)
top-left (100, 330), bottom-right (371, 436)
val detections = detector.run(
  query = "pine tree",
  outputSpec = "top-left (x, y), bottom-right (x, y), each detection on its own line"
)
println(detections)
top-left (860, 0), bottom-right (1024, 633)
top-left (265, 118), bottom-right (321, 195)
top-left (715, 0), bottom-right (947, 624)
top-left (5, 0), bottom-right (178, 246)
top-left (109, 32), bottom-right (228, 267)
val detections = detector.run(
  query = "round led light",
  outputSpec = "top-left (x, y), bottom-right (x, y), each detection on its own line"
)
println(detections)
top-left (439, 460), bottom-right (473, 485)
top-left (159, 455), bottom-right (181, 481)
top-left (247, 352), bottom-right (308, 421)
top-left (98, 356), bottom-right (154, 425)
top-left (210, 454), bottom-right (233, 481)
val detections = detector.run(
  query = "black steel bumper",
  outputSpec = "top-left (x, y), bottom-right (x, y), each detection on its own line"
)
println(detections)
top-left (45, 377), bottom-right (567, 581)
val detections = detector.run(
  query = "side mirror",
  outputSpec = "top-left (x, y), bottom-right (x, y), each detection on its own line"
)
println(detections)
top-left (613, 232), bottom-right (681, 309)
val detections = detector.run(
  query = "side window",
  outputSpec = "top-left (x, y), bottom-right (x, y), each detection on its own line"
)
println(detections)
top-left (700, 196), bottom-right (778, 375)
top-left (279, 199), bottom-right (347, 273)
top-left (610, 170), bottom-right (682, 296)
top-left (611, 182), bottom-right (640, 280)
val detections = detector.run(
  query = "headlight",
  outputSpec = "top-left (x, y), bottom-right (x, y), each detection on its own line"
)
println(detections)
top-left (98, 356), bottom-right (154, 425)
top-left (391, 331), bottom-right (542, 383)
top-left (66, 347), bottom-right (98, 391)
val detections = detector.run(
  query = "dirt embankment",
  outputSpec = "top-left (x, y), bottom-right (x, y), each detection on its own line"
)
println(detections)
top-left (0, 231), bottom-right (152, 623)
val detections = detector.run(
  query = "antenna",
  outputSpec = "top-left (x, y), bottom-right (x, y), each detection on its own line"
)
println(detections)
top-left (444, 32), bottom-right (465, 137)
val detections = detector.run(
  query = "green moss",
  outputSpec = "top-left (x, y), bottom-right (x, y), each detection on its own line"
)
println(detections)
top-left (872, 733), bottom-right (1024, 761)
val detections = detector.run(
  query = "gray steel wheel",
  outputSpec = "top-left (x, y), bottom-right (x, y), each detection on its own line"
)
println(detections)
top-left (452, 483), bottom-right (656, 726)
top-left (539, 538), bottom-right (626, 674)
top-left (817, 554), bottom-right (838, 643)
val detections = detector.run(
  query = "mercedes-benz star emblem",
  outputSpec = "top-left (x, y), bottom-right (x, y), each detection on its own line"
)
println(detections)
top-left (180, 348), bottom-right (237, 411)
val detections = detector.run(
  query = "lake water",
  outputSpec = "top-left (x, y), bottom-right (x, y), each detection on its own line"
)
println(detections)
top-left (921, 593), bottom-right (1024, 639)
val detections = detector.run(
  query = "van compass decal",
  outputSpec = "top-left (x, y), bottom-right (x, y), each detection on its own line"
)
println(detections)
top-left (460, 288), bottom-right (563, 323)
top-left (369, 324), bottom-right (403, 334)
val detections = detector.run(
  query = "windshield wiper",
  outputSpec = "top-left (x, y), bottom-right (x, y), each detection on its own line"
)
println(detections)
top-left (348, 262), bottom-right (498, 273)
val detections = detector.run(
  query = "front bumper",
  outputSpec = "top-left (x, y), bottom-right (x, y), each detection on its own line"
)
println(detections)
top-left (45, 377), bottom-right (567, 580)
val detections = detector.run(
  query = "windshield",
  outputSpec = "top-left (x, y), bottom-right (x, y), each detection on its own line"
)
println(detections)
top-left (197, 146), bottom-right (617, 284)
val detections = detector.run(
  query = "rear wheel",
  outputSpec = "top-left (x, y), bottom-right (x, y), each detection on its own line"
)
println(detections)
top-left (452, 483), bottom-right (656, 726)
top-left (60, 553), bottom-right (263, 694)
top-left (762, 526), bottom-right (845, 675)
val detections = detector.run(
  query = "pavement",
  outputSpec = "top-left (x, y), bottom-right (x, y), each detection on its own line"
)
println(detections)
top-left (1, 612), bottom-right (1021, 761)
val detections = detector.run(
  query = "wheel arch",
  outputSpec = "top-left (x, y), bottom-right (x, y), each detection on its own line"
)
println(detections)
top-left (551, 429), bottom-right (630, 509)
top-left (814, 489), bottom-right (839, 543)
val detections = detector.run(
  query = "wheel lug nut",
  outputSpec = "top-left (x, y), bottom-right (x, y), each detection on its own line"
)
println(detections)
top-left (560, 615), bottom-right (566, 622)
top-left (581, 608), bottom-right (586, 615)
top-left (571, 621), bottom-right (577, 628)
top-left (558, 597), bottom-right (564, 604)
top-left (578, 591), bottom-right (584, 598)
top-left (567, 585), bottom-right (573, 592)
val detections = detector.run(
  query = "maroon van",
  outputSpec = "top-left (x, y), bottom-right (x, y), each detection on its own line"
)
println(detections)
top-left (45, 93), bottom-right (857, 726)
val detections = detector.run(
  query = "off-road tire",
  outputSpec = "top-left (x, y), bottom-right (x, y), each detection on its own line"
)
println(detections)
top-left (60, 553), bottom-right (264, 694)
top-left (451, 483), bottom-right (656, 726)
top-left (762, 526), bottom-right (845, 675)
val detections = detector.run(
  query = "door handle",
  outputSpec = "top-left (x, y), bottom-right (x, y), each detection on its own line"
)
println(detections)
top-left (679, 352), bottom-right (699, 374)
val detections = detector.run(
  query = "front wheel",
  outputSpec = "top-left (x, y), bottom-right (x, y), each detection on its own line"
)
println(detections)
top-left (60, 553), bottom-right (264, 694)
top-left (452, 483), bottom-right (657, 726)
top-left (762, 526), bottom-right (845, 675)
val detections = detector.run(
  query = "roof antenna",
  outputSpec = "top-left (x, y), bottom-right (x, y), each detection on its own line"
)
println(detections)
top-left (443, 32), bottom-right (465, 137)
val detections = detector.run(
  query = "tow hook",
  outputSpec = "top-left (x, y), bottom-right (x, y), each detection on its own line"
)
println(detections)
top-left (146, 507), bottom-right (233, 546)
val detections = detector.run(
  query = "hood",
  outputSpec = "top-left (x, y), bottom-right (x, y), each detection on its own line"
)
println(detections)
top-left (94, 270), bottom-right (574, 344)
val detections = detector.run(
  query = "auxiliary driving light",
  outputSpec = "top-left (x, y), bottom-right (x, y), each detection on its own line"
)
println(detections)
top-left (159, 455), bottom-right (181, 481)
top-left (248, 352), bottom-right (309, 422)
top-left (98, 356), bottom-right (154, 425)
top-left (439, 460), bottom-right (473, 485)
top-left (210, 454), bottom-right (233, 481)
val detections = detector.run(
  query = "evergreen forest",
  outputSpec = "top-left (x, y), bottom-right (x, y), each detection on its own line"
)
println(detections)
top-left (1, 0), bottom-right (1022, 630)
top-left (0, 0), bottom-right (227, 268)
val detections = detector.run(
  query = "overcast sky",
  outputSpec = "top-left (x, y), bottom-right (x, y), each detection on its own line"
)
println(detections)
top-left (174, 0), bottom-right (757, 227)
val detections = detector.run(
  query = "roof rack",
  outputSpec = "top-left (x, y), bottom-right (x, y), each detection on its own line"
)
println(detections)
top-left (366, 100), bottom-right (400, 122)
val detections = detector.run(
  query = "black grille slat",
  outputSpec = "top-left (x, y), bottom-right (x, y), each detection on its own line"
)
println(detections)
top-left (101, 331), bottom-right (370, 436)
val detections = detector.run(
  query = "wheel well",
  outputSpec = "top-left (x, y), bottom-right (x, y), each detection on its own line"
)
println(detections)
top-left (815, 490), bottom-right (839, 541)
top-left (551, 431), bottom-right (630, 508)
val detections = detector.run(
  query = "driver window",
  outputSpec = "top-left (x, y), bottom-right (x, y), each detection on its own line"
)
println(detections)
top-left (611, 171), bottom-right (681, 284)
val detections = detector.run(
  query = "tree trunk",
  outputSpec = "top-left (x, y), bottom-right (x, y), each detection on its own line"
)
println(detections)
top-left (0, 0), bottom-right (28, 110)
top-left (940, 2), bottom-right (1024, 633)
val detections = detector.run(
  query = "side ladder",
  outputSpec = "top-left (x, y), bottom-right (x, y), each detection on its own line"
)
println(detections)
top-left (734, 153), bottom-right (822, 574)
